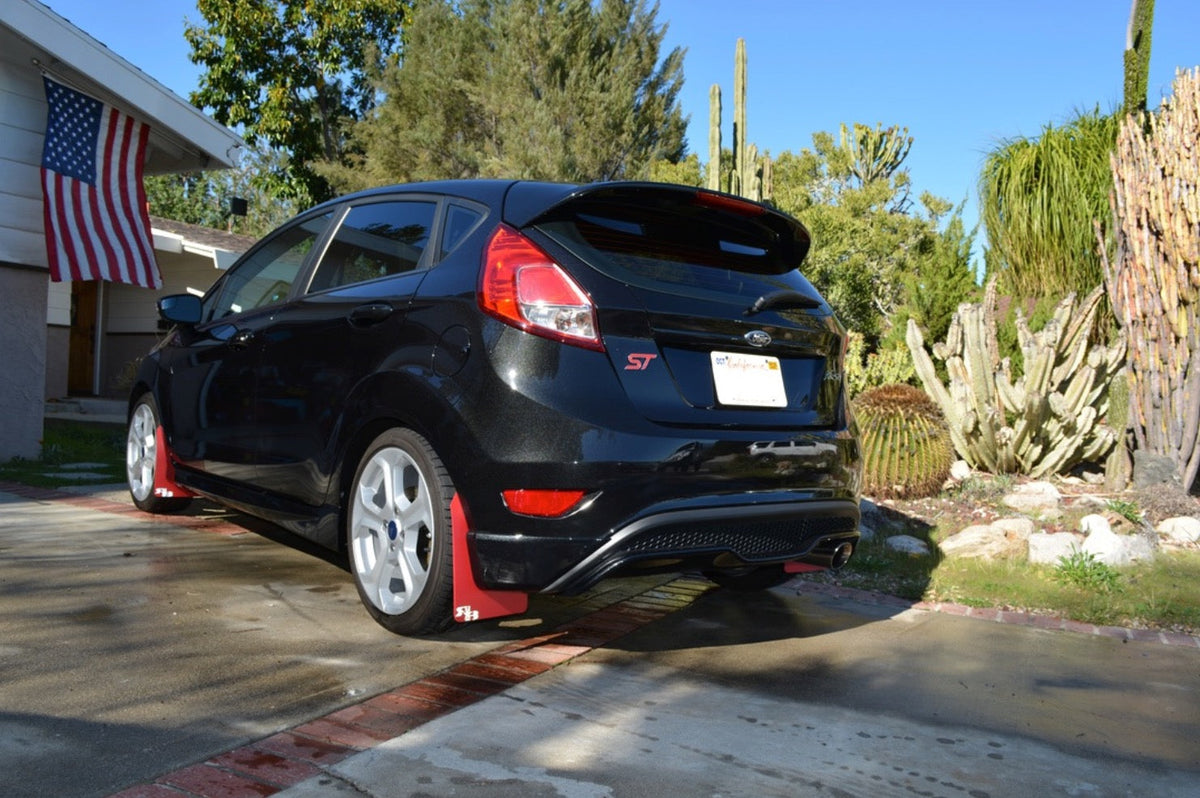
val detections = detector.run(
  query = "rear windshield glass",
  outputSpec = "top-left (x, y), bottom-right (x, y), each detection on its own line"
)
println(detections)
top-left (534, 197), bottom-right (818, 305)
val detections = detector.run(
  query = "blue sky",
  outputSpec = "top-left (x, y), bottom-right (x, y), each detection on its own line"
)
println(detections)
top-left (42, 0), bottom-right (1200, 260)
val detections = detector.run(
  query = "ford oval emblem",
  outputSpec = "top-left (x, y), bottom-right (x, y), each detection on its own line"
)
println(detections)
top-left (744, 330), bottom-right (772, 348)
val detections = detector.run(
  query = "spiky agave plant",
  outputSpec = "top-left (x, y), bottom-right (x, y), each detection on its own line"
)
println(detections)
top-left (853, 384), bottom-right (955, 499)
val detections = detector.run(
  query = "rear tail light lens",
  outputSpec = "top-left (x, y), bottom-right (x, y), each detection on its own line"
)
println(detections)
top-left (502, 489), bottom-right (588, 518)
top-left (480, 224), bottom-right (603, 351)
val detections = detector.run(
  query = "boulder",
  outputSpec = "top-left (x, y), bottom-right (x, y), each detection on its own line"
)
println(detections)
top-left (949, 460), bottom-right (972, 482)
top-left (1158, 516), bottom-right (1200, 544)
top-left (1002, 481), bottom-right (1062, 515)
top-left (939, 518), bottom-right (1032, 560)
top-left (1133, 450), bottom-right (1180, 489)
top-left (1080, 514), bottom-right (1113, 537)
top-left (1081, 524), bottom-right (1127, 566)
top-left (1028, 532), bottom-right (1082, 565)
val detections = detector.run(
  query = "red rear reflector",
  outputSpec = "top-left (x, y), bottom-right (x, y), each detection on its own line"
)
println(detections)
top-left (480, 225), bottom-right (603, 351)
top-left (694, 190), bottom-right (766, 216)
top-left (502, 489), bottom-right (587, 518)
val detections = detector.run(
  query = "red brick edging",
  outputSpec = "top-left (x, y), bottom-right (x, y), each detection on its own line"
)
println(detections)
top-left (104, 579), bottom-right (712, 798)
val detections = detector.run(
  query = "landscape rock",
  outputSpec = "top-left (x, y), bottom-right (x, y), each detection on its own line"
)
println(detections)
top-left (991, 516), bottom-right (1035, 539)
top-left (1080, 514), bottom-right (1113, 537)
top-left (1001, 481), bottom-right (1062, 515)
top-left (1158, 516), bottom-right (1200, 544)
top-left (1078, 514), bottom-right (1156, 567)
top-left (949, 460), bottom-right (972, 482)
top-left (939, 518), bottom-right (1032, 560)
top-left (886, 535), bottom-right (931, 556)
top-left (1028, 532), bottom-right (1082, 565)
top-left (1081, 524), bottom-right (1127, 566)
top-left (858, 523), bottom-right (877, 543)
top-left (1133, 450), bottom-right (1180, 488)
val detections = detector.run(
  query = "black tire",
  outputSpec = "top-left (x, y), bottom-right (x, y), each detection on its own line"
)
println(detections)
top-left (126, 394), bottom-right (191, 514)
top-left (705, 565), bottom-right (793, 591)
top-left (346, 428), bottom-right (455, 636)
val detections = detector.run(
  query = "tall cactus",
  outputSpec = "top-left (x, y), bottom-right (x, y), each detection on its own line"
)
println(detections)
top-left (706, 38), bottom-right (771, 201)
top-left (1102, 67), bottom-right (1200, 489)
top-left (841, 122), bottom-right (912, 185)
top-left (906, 278), bottom-right (1126, 478)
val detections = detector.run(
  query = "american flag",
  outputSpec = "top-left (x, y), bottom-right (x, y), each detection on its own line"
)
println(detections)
top-left (40, 77), bottom-right (161, 288)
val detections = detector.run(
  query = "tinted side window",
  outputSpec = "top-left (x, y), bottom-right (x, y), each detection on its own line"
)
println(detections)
top-left (441, 204), bottom-right (484, 255)
top-left (207, 214), bottom-right (331, 321)
top-left (308, 200), bottom-right (437, 292)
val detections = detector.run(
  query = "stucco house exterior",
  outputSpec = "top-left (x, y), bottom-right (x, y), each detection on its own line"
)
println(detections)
top-left (0, 0), bottom-right (244, 459)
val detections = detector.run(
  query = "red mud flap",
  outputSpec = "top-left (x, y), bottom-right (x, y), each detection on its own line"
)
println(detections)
top-left (451, 494), bottom-right (528, 623)
top-left (153, 426), bottom-right (195, 500)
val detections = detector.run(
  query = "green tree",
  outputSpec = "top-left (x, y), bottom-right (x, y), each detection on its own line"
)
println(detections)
top-left (146, 146), bottom-right (313, 238)
top-left (890, 195), bottom-right (980, 347)
top-left (185, 0), bottom-right (409, 203)
top-left (326, 0), bottom-right (686, 190)
top-left (647, 153), bottom-right (703, 187)
top-left (772, 127), bottom-right (939, 342)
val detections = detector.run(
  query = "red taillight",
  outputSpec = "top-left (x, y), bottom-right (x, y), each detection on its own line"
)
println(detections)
top-left (480, 225), bottom-right (603, 351)
top-left (502, 489), bottom-right (588, 518)
top-left (694, 190), bottom-right (766, 216)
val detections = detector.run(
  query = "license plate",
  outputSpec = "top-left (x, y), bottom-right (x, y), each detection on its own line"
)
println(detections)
top-left (710, 351), bottom-right (787, 407)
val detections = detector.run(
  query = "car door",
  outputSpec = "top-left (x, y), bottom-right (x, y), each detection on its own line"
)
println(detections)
top-left (160, 212), bottom-right (333, 482)
top-left (250, 197), bottom-right (441, 504)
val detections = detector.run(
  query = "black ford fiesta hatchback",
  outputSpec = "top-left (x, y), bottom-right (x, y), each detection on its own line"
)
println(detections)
top-left (126, 180), bottom-right (861, 635)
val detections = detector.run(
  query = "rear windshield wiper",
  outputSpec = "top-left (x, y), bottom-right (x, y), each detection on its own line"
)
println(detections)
top-left (744, 290), bottom-right (822, 316)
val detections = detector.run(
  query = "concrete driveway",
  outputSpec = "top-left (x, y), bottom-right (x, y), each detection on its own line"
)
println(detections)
top-left (1, 481), bottom-right (1197, 798)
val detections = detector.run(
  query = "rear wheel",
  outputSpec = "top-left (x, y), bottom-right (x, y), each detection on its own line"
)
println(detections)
top-left (126, 395), bottom-right (191, 514)
top-left (347, 428), bottom-right (455, 636)
top-left (705, 565), bottom-right (793, 591)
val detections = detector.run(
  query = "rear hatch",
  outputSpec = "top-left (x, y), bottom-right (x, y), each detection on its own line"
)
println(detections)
top-left (507, 182), bottom-right (845, 430)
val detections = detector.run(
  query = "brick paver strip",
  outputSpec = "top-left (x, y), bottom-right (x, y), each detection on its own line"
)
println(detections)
top-left (106, 578), bottom-right (713, 798)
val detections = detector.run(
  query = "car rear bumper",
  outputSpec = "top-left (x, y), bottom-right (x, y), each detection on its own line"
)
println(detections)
top-left (467, 495), bottom-right (860, 594)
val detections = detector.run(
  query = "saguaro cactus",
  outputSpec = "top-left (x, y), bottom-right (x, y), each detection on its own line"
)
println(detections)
top-left (707, 38), bottom-right (771, 201)
top-left (906, 278), bottom-right (1126, 478)
top-left (1102, 67), bottom-right (1200, 489)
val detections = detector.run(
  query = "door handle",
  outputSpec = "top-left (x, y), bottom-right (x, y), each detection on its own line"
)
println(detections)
top-left (349, 303), bottom-right (394, 327)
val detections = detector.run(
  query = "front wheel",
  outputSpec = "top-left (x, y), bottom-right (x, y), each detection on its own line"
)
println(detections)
top-left (346, 428), bottom-right (455, 636)
top-left (126, 395), bottom-right (191, 514)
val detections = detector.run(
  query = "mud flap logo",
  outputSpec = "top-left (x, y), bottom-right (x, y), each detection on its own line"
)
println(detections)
top-left (455, 605), bottom-right (480, 622)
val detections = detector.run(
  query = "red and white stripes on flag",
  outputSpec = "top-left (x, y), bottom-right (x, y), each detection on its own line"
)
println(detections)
top-left (40, 77), bottom-right (161, 288)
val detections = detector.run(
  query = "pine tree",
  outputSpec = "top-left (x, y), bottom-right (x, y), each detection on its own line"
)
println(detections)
top-left (325, 0), bottom-right (686, 190)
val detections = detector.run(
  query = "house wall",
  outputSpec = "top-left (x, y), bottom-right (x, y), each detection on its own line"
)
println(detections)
top-left (1, 41), bottom-right (50, 457)
top-left (0, 264), bottom-right (47, 459)
top-left (95, 249), bottom-right (226, 398)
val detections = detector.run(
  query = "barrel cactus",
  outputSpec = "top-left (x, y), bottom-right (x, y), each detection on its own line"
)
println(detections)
top-left (853, 384), bottom-right (955, 499)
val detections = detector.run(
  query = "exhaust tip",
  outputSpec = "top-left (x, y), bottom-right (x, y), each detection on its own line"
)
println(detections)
top-left (830, 541), bottom-right (854, 569)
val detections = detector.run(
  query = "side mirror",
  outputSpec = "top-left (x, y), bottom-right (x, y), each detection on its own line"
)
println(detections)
top-left (158, 294), bottom-right (202, 326)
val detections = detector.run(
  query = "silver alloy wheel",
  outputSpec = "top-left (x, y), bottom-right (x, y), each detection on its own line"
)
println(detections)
top-left (126, 401), bottom-right (157, 503)
top-left (349, 445), bottom-right (436, 616)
